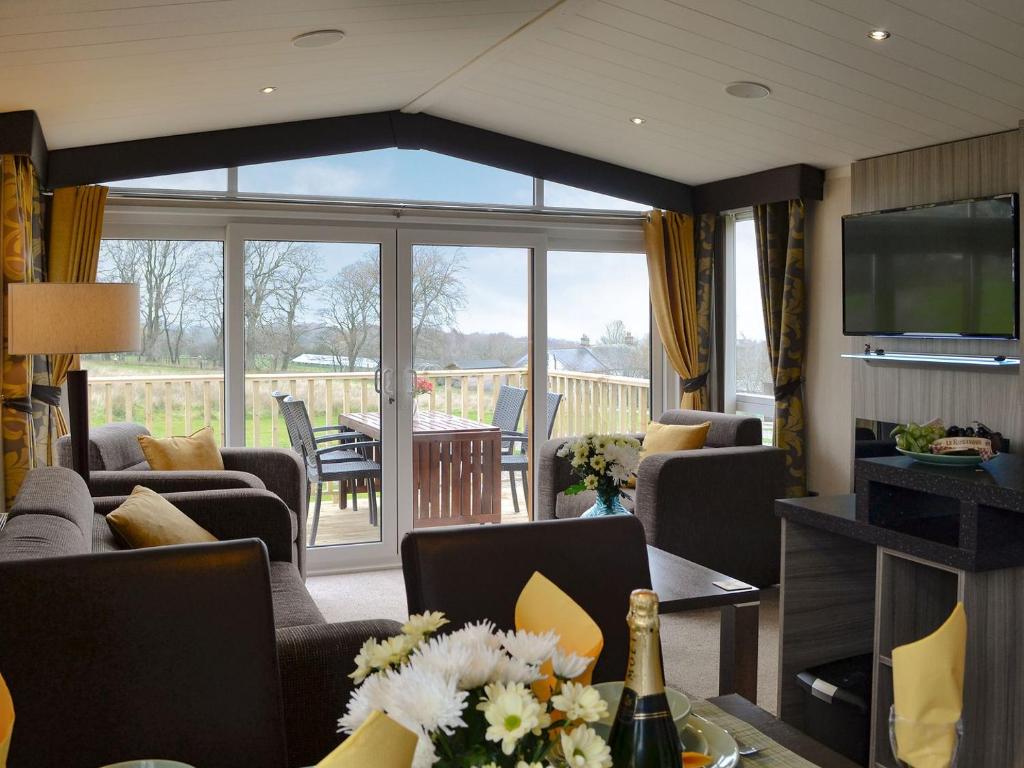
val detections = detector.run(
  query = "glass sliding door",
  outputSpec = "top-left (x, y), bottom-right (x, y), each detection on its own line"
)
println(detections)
top-left (398, 231), bottom-right (542, 529)
top-left (231, 225), bottom-right (398, 572)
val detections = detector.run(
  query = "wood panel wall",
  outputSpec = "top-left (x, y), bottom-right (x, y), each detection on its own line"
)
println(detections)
top-left (849, 127), bottom-right (1024, 445)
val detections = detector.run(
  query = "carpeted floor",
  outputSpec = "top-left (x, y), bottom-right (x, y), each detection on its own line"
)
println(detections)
top-left (307, 569), bottom-right (779, 713)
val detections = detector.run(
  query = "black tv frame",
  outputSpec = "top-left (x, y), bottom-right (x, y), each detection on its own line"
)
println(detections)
top-left (842, 193), bottom-right (1020, 340)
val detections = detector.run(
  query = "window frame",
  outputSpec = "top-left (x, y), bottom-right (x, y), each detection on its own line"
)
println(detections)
top-left (723, 208), bottom-right (773, 421)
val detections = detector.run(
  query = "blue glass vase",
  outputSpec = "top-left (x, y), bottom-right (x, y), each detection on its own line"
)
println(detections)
top-left (581, 492), bottom-right (629, 518)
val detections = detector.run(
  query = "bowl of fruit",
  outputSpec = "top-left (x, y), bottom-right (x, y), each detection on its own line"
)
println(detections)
top-left (891, 420), bottom-right (1000, 467)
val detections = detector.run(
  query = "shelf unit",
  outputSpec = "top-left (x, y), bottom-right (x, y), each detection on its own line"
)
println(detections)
top-left (841, 351), bottom-right (1020, 368)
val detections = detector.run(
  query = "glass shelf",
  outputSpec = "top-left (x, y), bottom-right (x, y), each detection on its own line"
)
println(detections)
top-left (841, 352), bottom-right (1020, 368)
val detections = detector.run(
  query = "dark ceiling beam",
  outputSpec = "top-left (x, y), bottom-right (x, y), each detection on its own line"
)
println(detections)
top-left (692, 163), bottom-right (825, 213)
top-left (0, 111), bottom-right (48, 185)
top-left (44, 109), bottom-right (693, 212)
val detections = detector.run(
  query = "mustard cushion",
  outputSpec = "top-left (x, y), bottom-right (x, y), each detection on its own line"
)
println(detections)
top-left (106, 486), bottom-right (218, 548)
top-left (138, 426), bottom-right (224, 471)
top-left (641, 420), bottom-right (711, 456)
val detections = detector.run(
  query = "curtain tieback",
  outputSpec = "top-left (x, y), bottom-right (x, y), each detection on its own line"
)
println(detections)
top-left (31, 384), bottom-right (63, 407)
top-left (774, 379), bottom-right (804, 401)
top-left (681, 370), bottom-right (709, 393)
top-left (1, 396), bottom-right (33, 414)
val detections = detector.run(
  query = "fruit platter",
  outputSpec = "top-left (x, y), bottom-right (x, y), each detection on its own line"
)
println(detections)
top-left (891, 419), bottom-right (1001, 467)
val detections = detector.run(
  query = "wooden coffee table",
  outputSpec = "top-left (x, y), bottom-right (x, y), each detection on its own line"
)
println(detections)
top-left (648, 546), bottom-right (760, 703)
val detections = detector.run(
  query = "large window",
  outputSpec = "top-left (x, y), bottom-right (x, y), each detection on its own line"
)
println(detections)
top-left (107, 169), bottom-right (228, 192)
top-left (543, 181), bottom-right (648, 212)
top-left (727, 213), bottom-right (773, 444)
top-left (547, 251), bottom-right (652, 437)
top-left (82, 239), bottom-right (224, 440)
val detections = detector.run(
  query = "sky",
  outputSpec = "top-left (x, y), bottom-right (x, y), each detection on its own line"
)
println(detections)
top-left (108, 148), bottom-right (649, 211)
top-left (734, 219), bottom-right (765, 341)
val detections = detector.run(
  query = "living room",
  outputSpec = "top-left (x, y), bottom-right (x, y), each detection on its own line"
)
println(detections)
top-left (0, 2), bottom-right (1021, 767)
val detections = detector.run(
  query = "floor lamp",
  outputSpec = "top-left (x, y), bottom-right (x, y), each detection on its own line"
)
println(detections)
top-left (7, 283), bottom-right (141, 484)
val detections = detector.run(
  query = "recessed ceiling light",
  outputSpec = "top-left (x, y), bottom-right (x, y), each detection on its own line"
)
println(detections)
top-left (868, 28), bottom-right (891, 41)
top-left (629, 116), bottom-right (646, 125)
top-left (292, 29), bottom-right (345, 48)
top-left (725, 81), bottom-right (771, 99)
top-left (260, 86), bottom-right (276, 94)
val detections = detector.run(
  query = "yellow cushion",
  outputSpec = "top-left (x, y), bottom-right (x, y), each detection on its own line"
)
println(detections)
top-left (641, 420), bottom-right (711, 456)
top-left (106, 486), bottom-right (218, 549)
top-left (138, 426), bottom-right (224, 471)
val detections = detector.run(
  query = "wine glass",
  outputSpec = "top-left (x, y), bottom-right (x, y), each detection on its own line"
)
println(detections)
top-left (889, 706), bottom-right (962, 768)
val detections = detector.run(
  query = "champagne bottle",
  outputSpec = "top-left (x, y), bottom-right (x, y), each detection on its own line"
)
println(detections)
top-left (608, 589), bottom-right (682, 768)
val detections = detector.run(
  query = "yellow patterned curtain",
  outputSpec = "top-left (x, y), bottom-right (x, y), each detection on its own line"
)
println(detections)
top-left (644, 210), bottom-right (714, 409)
top-left (754, 200), bottom-right (807, 497)
top-left (44, 185), bottom-right (108, 447)
top-left (0, 155), bottom-right (44, 507)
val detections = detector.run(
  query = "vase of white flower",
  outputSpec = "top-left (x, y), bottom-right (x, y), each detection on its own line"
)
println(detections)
top-left (340, 612), bottom-right (613, 768)
top-left (555, 434), bottom-right (641, 518)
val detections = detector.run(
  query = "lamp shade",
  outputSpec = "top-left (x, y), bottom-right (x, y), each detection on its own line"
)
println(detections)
top-left (7, 283), bottom-right (141, 355)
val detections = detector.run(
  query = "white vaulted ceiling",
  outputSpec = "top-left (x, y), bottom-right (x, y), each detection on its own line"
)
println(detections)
top-left (1, 0), bottom-right (1023, 184)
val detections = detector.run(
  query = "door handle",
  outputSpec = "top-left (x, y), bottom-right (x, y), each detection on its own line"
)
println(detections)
top-left (374, 364), bottom-right (382, 395)
top-left (382, 367), bottom-right (395, 405)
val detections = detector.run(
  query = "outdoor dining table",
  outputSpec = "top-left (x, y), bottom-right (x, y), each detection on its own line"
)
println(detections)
top-left (337, 410), bottom-right (502, 527)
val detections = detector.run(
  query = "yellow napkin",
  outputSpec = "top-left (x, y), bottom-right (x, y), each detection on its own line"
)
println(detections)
top-left (316, 711), bottom-right (418, 768)
top-left (0, 672), bottom-right (12, 768)
top-left (515, 571), bottom-right (604, 697)
top-left (892, 603), bottom-right (966, 768)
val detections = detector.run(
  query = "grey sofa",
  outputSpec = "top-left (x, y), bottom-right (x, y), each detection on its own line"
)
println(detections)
top-left (57, 422), bottom-right (309, 575)
top-left (538, 409), bottom-right (787, 586)
top-left (0, 467), bottom-right (400, 768)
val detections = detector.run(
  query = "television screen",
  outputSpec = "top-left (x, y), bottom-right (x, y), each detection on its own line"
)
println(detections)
top-left (843, 194), bottom-right (1019, 338)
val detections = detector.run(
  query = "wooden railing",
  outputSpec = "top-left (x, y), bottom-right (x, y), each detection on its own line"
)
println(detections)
top-left (88, 367), bottom-right (650, 447)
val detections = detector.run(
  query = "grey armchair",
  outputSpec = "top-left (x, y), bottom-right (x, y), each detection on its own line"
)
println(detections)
top-left (537, 409), bottom-right (787, 587)
top-left (56, 422), bottom-right (309, 575)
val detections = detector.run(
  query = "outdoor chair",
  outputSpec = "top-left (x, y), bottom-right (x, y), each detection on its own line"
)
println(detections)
top-left (503, 391), bottom-right (563, 516)
top-left (278, 396), bottom-right (382, 545)
top-left (490, 384), bottom-right (528, 450)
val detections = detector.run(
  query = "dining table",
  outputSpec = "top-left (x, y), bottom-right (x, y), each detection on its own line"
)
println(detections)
top-left (337, 410), bottom-right (502, 528)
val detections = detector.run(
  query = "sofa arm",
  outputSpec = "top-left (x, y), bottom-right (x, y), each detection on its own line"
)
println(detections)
top-left (93, 489), bottom-right (297, 564)
top-left (634, 446), bottom-right (786, 586)
top-left (221, 447), bottom-right (306, 518)
top-left (88, 469), bottom-right (265, 497)
top-left (276, 619), bottom-right (404, 768)
top-left (537, 438), bottom-right (575, 521)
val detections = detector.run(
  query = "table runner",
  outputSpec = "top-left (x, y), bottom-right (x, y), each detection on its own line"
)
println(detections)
top-left (691, 699), bottom-right (821, 767)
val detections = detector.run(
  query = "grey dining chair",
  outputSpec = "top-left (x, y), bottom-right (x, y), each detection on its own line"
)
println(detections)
top-left (491, 385), bottom-right (528, 448)
top-left (502, 391), bottom-right (563, 516)
top-left (278, 396), bottom-right (382, 545)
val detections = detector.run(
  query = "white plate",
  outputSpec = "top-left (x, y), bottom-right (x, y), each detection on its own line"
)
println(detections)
top-left (685, 713), bottom-right (740, 768)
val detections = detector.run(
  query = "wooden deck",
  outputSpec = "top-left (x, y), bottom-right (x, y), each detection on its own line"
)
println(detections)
top-left (310, 474), bottom-right (530, 547)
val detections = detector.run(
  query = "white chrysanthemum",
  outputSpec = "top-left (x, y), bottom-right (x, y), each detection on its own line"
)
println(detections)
top-left (559, 724), bottom-right (613, 768)
top-left (449, 619), bottom-right (503, 650)
top-left (604, 443), bottom-right (640, 473)
top-left (387, 664), bottom-right (468, 736)
top-left (556, 442), bottom-right (570, 458)
top-left (608, 462), bottom-right (631, 485)
top-left (494, 654), bottom-right (544, 685)
top-left (338, 669), bottom-right (393, 734)
top-left (551, 682), bottom-right (608, 724)
top-left (583, 475), bottom-right (599, 490)
top-left (481, 682), bottom-right (544, 755)
top-left (551, 649), bottom-right (591, 681)
top-left (500, 628), bottom-right (559, 666)
top-left (457, 643), bottom-right (504, 690)
top-left (516, 762), bottom-right (545, 768)
top-left (412, 635), bottom-right (472, 682)
top-left (410, 733), bottom-right (438, 768)
top-left (403, 611), bottom-right (449, 638)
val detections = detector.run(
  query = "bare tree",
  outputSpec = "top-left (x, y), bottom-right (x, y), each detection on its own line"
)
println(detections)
top-left (243, 241), bottom-right (322, 369)
top-left (600, 319), bottom-right (630, 346)
top-left (320, 251), bottom-right (380, 370)
top-left (411, 246), bottom-right (467, 350)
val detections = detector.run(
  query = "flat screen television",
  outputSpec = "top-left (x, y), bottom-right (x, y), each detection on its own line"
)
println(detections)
top-left (843, 193), bottom-right (1019, 338)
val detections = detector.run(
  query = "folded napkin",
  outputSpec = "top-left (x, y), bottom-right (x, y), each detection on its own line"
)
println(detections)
top-left (515, 571), bottom-right (603, 697)
top-left (892, 602), bottom-right (966, 768)
top-left (0, 672), bottom-right (12, 768)
top-left (316, 711), bottom-right (417, 768)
